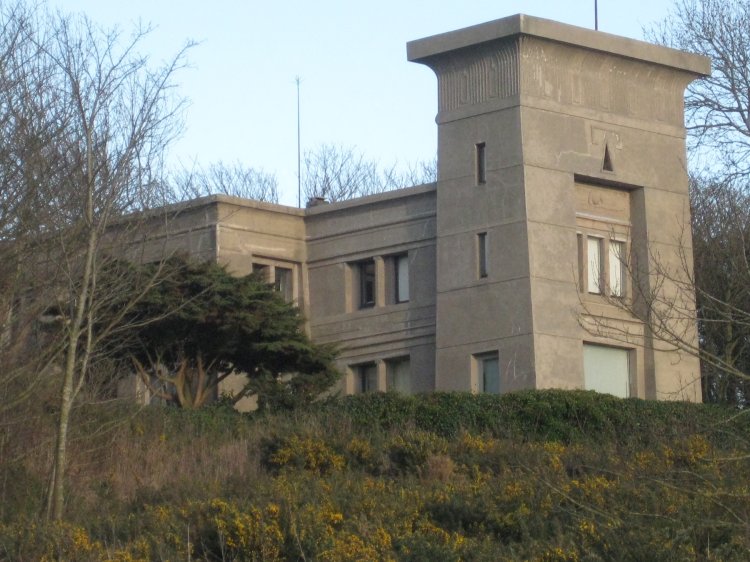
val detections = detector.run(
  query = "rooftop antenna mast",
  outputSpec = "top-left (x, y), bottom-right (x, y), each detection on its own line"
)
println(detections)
top-left (296, 76), bottom-right (302, 208)
top-left (595, 0), bottom-right (599, 30)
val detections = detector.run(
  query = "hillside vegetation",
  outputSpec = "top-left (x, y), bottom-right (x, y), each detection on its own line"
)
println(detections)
top-left (1, 390), bottom-right (749, 561)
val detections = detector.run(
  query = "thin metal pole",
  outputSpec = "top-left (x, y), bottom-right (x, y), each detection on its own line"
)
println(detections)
top-left (595, 0), bottom-right (599, 30)
top-left (296, 76), bottom-right (301, 208)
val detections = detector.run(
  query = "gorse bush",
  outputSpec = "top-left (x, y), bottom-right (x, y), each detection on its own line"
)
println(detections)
top-left (2, 390), bottom-right (750, 560)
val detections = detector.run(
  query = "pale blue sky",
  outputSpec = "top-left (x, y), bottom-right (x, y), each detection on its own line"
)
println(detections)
top-left (52, 1), bottom-right (676, 205)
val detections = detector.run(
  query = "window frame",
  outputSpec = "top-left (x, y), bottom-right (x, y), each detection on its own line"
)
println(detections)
top-left (577, 232), bottom-right (629, 299)
top-left (251, 258), bottom-right (298, 303)
top-left (473, 351), bottom-right (500, 394)
top-left (358, 259), bottom-right (376, 309)
top-left (353, 362), bottom-right (378, 394)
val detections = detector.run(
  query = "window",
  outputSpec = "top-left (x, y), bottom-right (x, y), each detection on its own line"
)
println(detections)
top-left (583, 343), bottom-right (630, 398)
top-left (353, 363), bottom-right (378, 393)
top-left (475, 142), bottom-right (486, 185)
top-left (578, 235), bottom-right (627, 297)
top-left (358, 260), bottom-right (376, 308)
top-left (252, 263), bottom-right (270, 282)
top-left (609, 240), bottom-right (625, 297)
top-left (475, 352), bottom-right (500, 394)
top-left (395, 254), bottom-right (409, 303)
top-left (587, 236), bottom-right (603, 294)
top-left (477, 232), bottom-right (488, 278)
top-left (274, 267), bottom-right (293, 301)
top-left (387, 357), bottom-right (411, 393)
top-left (576, 183), bottom-right (631, 298)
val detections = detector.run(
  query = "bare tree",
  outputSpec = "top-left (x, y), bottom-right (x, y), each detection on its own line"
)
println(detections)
top-left (0, 4), bottom-right (191, 521)
top-left (303, 143), bottom-right (436, 203)
top-left (649, 0), bottom-right (750, 178)
top-left (690, 175), bottom-right (750, 403)
top-left (633, 0), bottom-right (750, 402)
top-left (174, 161), bottom-right (279, 202)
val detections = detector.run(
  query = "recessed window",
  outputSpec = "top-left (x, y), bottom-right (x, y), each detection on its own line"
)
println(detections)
top-left (475, 142), bottom-right (486, 185)
top-left (477, 232), bottom-right (488, 279)
top-left (575, 183), bottom-right (631, 299)
top-left (395, 254), bottom-right (409, 303)
top-left (274, 267), bottom-right (293, 302)
top-left (353, 363), bottom-right (378, 393)
top-left (475, 352), bottom-right (500, 394)
top-left (386, 357), bottom-right (411, 394)
top-left (359, 260), bottom-right (376, 308)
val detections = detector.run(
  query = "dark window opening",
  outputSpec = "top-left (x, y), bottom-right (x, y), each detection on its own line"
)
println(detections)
top-left (476, 142), bottom-right (486, 185)
top-left (359, 260), bottom-right (376, 308)
top-left (478, 232), bottom-right (488, 278)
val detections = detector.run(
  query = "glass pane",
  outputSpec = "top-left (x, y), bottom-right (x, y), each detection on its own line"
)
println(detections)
top-left (360, 261), bottom-right (375, 308)
top-left (355, 364), bottom-right (378, 393)
top-left (583, 344), bottom-right (629, 398)
top-left (609, 241), bottom-right (624, 297)
top-left (396, 255), bottom-right (409, 302)
top-left (481, 356), bottom-right (500, 394)
top-left (274, 267), bottom-right (293, 301)
top-left (587, 237), bottom-right (602, 294)
top-left (387, 358), bottom-right (411, 393)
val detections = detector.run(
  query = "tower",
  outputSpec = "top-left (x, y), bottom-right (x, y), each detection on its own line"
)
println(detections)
top-left (408, 15), bottom-right (709, 399)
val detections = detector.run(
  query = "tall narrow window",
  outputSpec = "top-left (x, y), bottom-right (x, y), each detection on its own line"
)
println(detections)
top-left (475, 142), bottom-right (486, 185)
top-left (395, 254), bottom-right (409, 303)
top-left (387, 357), bottom-right (411, 394)
top-left (587, 237), bottom-right (602, 294)
top-left (354, 363), bottom-right (378, 393)
top-left (359, 260), bottom-right (376, 308)
top-left (476, 352), bottom-right (500, 394)
top-left (609, 240), bottom-right (625, 297)
top-left (477, 232), bottom-right (488, 279)
top-left (274, 267), bottom-right (293, 302)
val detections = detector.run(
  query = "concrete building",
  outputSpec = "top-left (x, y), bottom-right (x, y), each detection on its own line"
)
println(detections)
top-left (145, 15), bottom-right (709, 402)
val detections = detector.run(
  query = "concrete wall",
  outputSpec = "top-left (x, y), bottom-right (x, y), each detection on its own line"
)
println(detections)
top-left (306, 185), bottom-right (438, 394)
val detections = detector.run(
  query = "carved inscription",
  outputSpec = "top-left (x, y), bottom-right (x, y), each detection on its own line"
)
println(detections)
top-left (519, 37), bottom-right (689, 126)
top-left (431, 39), bottom-right (520, 113)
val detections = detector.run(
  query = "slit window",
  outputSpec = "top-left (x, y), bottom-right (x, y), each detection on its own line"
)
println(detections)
top-left (478, 232), bottom-right (488, 279)
top-left (475, 142), bottom-right (486, 185)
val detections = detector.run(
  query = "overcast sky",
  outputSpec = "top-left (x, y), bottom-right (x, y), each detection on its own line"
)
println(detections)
top-left (50, 1), bottom-right (677, 205)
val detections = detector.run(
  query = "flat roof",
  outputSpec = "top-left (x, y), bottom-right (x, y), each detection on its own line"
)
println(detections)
top-left (407, 14), bottom-right (710, 77)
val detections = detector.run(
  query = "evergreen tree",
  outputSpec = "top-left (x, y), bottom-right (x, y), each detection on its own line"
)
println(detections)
top-left (125, 257), bottom-right (339, 410)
